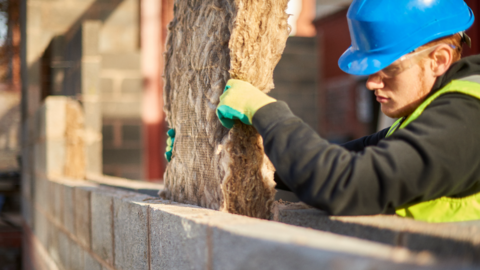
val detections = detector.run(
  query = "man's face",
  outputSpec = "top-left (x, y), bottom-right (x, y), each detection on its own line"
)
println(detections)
top-left (366, 50), bottom-right (437, 118)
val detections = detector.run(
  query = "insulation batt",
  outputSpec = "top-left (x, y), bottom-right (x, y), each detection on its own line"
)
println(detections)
top-left (162, 0), bottom-right (290, 219)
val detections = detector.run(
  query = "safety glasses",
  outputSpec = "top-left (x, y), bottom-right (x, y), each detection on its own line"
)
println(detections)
top-left (377, 44), bottom-right (444, 78)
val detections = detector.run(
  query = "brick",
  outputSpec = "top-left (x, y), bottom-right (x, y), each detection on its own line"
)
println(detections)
top-left (63, 184), bottom-right (75, 235)
top-left (75, 186), bottom-right (93, 249)
top-left (84, 251), bottom-right (102, 270)
top-left (91, 190), bottom-right (114, 265)
top-left (113, 195), bottom-right (150, 270)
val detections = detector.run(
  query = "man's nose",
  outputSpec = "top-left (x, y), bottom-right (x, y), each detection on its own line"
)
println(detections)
top-left (366, 73), bottom-right (384, 90)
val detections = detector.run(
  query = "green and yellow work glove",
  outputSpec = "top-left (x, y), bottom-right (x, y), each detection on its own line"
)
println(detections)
top-left (216, 79), bottom-right (276, 129)
top-left (165, 128), bottom-right (175, 162)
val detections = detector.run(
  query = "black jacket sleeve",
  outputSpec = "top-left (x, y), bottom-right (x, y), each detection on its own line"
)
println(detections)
top-left (341, 128), bottom-right (390, 152)
top-left (252, 95), bottom-right (480, 215)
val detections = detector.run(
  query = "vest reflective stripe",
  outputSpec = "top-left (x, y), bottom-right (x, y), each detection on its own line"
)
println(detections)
top-left (386, 77), bottom-right (480, 222)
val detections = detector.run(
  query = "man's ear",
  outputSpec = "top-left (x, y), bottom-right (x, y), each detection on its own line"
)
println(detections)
top-left (431, 44), bottom-right (453, 77)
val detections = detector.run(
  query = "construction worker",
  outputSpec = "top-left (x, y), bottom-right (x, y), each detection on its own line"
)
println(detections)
top-left (214, 0), bottom-right (480, 223)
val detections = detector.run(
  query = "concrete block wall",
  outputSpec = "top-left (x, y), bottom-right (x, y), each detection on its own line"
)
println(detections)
top-left (26, 176), bottom-right (470, 270)
top-left (21, 96), bottom-right (475, 269)
top-left (272, 202), bottom-right (480, 265)
top-left (22, 95), bottom-right (480, 270)
top-left (24, 0), bottom-right (144, 181)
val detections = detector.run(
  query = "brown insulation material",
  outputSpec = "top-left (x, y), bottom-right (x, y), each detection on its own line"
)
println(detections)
top-left (162, 0), bottom-right (290, 219)
top-left (64, 100), bottom-right (85, 179)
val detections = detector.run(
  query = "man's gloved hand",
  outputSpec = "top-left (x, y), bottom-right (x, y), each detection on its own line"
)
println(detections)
top-left (165, 129), bottom-right (175, 162)
top-left (216, 79), bottom-right (277, 129)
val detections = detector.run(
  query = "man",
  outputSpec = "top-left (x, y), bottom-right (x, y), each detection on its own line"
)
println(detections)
top-left (216, 0), bottom-right (480, 222)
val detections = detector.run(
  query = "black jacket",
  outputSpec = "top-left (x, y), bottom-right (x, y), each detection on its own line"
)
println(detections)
top-left (253, 55), bottom-right (480, 215)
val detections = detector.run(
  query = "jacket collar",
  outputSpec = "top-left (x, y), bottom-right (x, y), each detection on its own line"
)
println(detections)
top-left (431, 54), bottom-right (480, 95)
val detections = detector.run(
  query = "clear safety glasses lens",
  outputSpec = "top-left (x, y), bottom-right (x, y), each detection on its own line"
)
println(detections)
top-left (378, 45), bottom-right (442, 78)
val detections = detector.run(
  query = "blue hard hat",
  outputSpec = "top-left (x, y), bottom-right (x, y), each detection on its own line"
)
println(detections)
top-left (338, 0), bottom-right (475, 76)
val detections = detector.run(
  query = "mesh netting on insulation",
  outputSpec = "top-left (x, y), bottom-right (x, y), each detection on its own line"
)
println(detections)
top-left (162, 0), bottom-right (290, 219)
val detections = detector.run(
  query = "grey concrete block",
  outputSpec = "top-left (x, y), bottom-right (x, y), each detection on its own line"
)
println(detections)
top-left (21, 196), bottom-right (33, 228)
top-left (84, 251), bottom-right (102, 270)
top-left (75, 186), bottom-right (93, 249)
top-left (33, 208), bottom-right (49, 248)
top-left (83, 100), bottom-right (101, 132)
top-left (82, 61), bottom-right (101, 96)
top-left (44, 97), bottom-right (67, 139)
top-left (34, 142), bottom-right (46, 174)
top-left (47, 220), bottom-right (61, 267)
top-left (113, 196), bottom-right (150, 270)
top-left (21, 164), bottom-right (32, 199)
top-left (53, 181), bottom-right (64, 225)
top-left (275, 207), bottom-right (400, 246)
top-left (211, 222), bottom-right (434, 270)
top-left (149, 206), bottom-right (208, 270)
top-left (35, 103), bottom-right (46, 141)
top-left (82, 21), bottom-right (101, 57)
top-left (33, 176), bottom-right (48, 212)
top-left (85, 140), bottom-right (102, 175)
top-left (101, 78), bottom-right (113, 94)
top-left (101, 99), bottom-right (141, 119)
top-left (121, 78), bottom-right (142, 94)
top-left (46, 139), bottom-right (66, 176)
top-left (63, 184), bottom-right (75, 235)
top-left (101, 53), bottom-right (140, 70)
top-left (91, 190), bottom-right (114, 265)
top-left (58, 231), bottom-right (71, 270)
top-left (47, 180), bottom-right (56, 221)
top-left (70, 241), bottom-right (85, 270)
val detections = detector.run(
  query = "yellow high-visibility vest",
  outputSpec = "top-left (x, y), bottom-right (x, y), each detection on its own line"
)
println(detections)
top-left (386, 76), bottom-right (480, 222)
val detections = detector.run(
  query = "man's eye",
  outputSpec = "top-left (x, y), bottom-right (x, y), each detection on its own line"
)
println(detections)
top-left (385, 66), bottom-right (399, 74)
